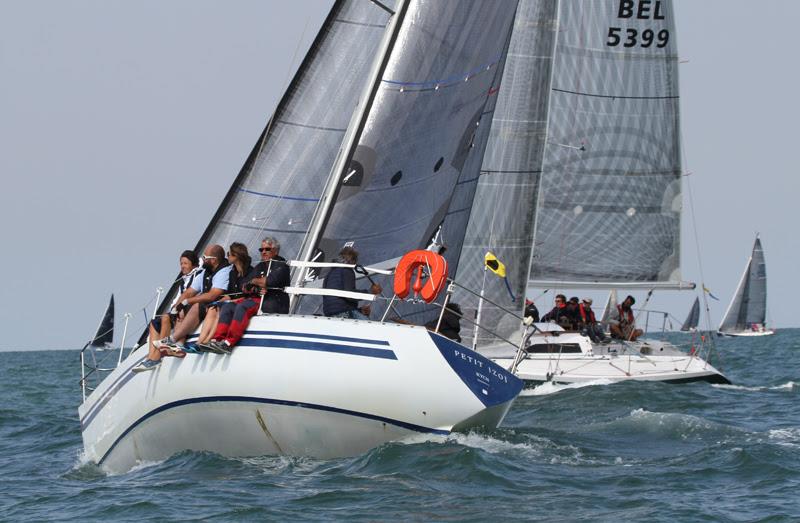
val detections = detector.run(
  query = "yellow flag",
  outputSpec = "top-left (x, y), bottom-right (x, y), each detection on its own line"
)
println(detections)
top-left (484, 252), bottom-right (506, 278)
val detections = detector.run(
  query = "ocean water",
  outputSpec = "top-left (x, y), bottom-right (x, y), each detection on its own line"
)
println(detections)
top-left (1, 331), bottom-right (799, 521)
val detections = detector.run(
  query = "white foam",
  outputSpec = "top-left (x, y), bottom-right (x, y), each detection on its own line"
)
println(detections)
top-left (767, 427), bottom-right (800, 448)
top-left (712, 381), bottom-right (796, 392)
top-left (520, 378), bottom-right (615, 396)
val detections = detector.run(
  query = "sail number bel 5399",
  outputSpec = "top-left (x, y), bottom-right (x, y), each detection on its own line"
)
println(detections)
top-left (607, 1), bottom-right (669, 49)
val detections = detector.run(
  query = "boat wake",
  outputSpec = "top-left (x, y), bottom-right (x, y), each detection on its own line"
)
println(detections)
top-left (712, 381), bottom-right (796, 392)
top-left (520, 378), bottom-right (614, 397)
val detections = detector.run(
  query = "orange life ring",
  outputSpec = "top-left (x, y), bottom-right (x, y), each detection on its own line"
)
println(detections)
top-left (393, 250), bottom-right (449, 303)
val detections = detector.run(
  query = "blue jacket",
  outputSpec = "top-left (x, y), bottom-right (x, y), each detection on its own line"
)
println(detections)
top-left (322, 267), bottom-right (360, 316)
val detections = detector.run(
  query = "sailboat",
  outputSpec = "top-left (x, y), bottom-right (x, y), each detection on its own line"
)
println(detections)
top-left (456, 0), bottom-right (728, 385)
top-left (717, 235), bottom-right (774, 337)
top-left (90, 294), bottom-right (114, 349)
top-left (78, 0), bottom-right (525, 473)
top-left (680, 297), bottom-right (700, 332)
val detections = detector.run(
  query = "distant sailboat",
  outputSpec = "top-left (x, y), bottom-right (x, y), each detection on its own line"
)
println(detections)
top-left (680, 297), bottom-right (700, 332)
top-left (718, 235), bottom-right (774, 337)
top-left (600, 290), bottom-right (618, 325)
top-left (90, 294), bottom-right (114, 349)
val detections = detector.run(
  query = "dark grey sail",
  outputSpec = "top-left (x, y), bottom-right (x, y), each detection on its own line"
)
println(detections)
top-left (719, 236), bottom-right (769, 333)
top-left (680, 297), bottom-right (700, 332)
top-left (529, 0), bottom-right (685, 288)
top-left (142, 1), bottom-right (399, 342)
top-left (300, 0), bottom-right (520, 310)
top-left (91, 294), bottom-right (114, 347)
top-left (453, 0), bottom-right (559, 346)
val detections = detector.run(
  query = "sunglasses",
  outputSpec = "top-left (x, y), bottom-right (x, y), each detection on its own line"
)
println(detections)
top-left (202, 255), bottom-right (216, 260)
top-left (259, 247), bottom-right (273, 253)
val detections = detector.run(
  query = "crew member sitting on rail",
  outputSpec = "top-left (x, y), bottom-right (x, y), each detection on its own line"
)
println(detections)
top-left (609, 295), bottom-right (644, 341)
top-left (200, 236), bottom-right (290, 354)
top-left (194, 242), bottom-right (254, 350)
top-left (322, 246), bottom-right (381, 320)
top-left (577, 297), bottom-right (606, 343)
top-left (133, 250), bottom-right (200, 372)
top-left (160, 244), bottom-right (231, 353)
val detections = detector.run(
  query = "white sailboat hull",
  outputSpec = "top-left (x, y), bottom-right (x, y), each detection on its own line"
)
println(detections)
top-left (79, 315), bottom-right (522, 473)
top-left (483, 333), bottom-right (729, 386)
top-left (717, 329), bottom-right (775, 337)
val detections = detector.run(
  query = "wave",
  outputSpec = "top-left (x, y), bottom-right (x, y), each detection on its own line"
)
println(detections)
top-left (712, 381), bottom-right (796, 392)
top-left (520, 378), bottom-right (615, 396)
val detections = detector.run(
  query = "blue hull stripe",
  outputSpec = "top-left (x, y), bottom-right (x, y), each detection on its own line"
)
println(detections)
top-left (81, 337), bottom-right (394, 431)
top-left (242, 330), bottom-right (390, 346)
top-left (98, 395), bottom-right (450, 465)
top-left (236, 338), bottom-right (396, 360)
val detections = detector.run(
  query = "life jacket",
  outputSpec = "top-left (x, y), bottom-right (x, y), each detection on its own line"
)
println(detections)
top-left (579, 304), bottom-right (595, 324)
top-left (202, 260), bottom-right (229, 293)
top-left (617, 304), bottom-right (634, 325)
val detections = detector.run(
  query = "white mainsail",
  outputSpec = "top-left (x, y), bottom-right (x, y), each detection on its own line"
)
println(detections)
top-left (718, 235), bottom-right (771, 335)
top-left (528, 0), bottom-right (689, 290)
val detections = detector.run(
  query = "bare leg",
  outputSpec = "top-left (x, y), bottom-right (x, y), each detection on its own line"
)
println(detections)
top-left (159, 315), bottom-right (172, 339)
top-left (146, 323), bottom-right (161, 361)
top-left (198, 307), bottom-right (219, 344)
top-left (171, 304), bottom-right (201, 343)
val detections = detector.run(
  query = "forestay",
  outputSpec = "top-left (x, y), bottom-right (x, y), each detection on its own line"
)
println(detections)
top-left (453, 0), bottom-right (559, 347)
top-left (719, 236), bottom-right (768, 332)
top-left (298, 0), bottom-right (520, 314)
top-left (529, 0), bottom-right (683, 287)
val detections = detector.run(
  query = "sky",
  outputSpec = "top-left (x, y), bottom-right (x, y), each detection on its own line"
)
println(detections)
top-left (0, 0), bottom-right (797, 351)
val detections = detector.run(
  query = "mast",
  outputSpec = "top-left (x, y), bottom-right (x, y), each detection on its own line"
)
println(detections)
top-left (290, 0), bottom-right (410, 306)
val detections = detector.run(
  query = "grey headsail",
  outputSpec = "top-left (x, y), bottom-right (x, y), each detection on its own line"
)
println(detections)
top-left (453, 0), bottom-right (559, 346)
top-left (600, 289), bottom-right (617, 324)
top-left (719, 236), bottom-right (769, 333)
top-left (296, 0), bottom-right (520, 314)
top-left (141, 0), bottom-right (399, 343)
top-left (529, 0), bottom-right (685, 288)
top-left (91, 294), bottom-right (114, 348)
top-left (680, 296), bottom-right (700, 332)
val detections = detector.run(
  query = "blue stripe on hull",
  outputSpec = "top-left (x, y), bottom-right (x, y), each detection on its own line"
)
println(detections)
top-left (98, 395), bottom-right (450, 465)
top-left (236, 337), bottom-right (396, 359)
top-left (242, 330), bottom-right (391, 346)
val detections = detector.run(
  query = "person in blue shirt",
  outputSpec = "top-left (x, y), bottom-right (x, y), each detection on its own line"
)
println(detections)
top-left (158, 244), bottom-right (231, 353)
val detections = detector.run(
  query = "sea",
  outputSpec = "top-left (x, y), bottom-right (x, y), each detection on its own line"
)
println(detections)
top-left (1, 330), bottom-right (798, 522)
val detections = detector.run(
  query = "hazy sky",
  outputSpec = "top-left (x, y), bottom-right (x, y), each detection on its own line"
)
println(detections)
top-left (1, 0), bottom-right (797, 350)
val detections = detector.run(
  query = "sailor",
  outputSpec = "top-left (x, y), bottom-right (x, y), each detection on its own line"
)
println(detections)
top-left (194, 242), bottom-right (254, 350)
top-left (133, 249), bottom-right (200, 372)
top-left (609, 295), bottom-right (643, 341)
top-left (577, 297), bottom-right (606, 343)
top-left (201, 236), bottom-right (289, 354)
top-left (524, 299), bottom-right (540, 322)
top-left (565, 297), bottom-right (581, 329)
top-left (322, 246), bottom-right (382, 319)
top-left (541, 294), bottom-right (568, 326)
top-left (425, 302), bottom-right (462, 342)
top-left (159, 244), bottom-right (231, 352)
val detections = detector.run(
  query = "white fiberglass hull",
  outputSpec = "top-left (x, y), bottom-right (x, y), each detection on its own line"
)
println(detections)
top-left (717, 329), bottom-right (775, 337)
top-left (79, 315), bottom-right (522, 473)
top-left (484, 333), bottom-right (729, 386)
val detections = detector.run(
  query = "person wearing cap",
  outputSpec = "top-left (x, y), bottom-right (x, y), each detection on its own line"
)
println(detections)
top-left (577, 297), bottom-right (606, 343)
top-left (609, 295), bottom-right (643, 341)
top-left (322, 246), bottom-right (382, 319)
